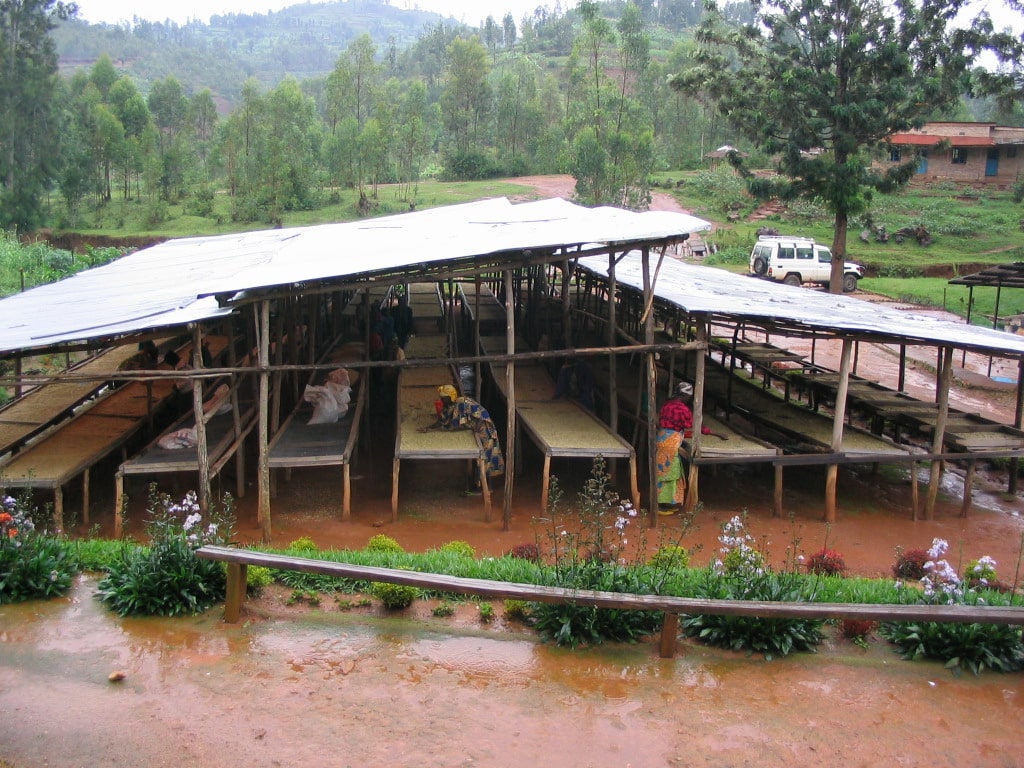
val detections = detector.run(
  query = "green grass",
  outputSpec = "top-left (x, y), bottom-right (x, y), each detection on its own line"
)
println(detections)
top-left (57, 178), bottom-right (538, 240)
top-left (859, 277), bottom-right (1023, 324)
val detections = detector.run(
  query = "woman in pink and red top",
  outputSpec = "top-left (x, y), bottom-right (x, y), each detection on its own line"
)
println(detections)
top-left (655, 382), bottom-right (723, 514)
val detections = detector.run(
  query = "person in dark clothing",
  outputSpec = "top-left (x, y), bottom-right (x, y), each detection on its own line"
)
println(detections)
top-left (553, 356), bottom-right (596, 411)
top-left (394, 295), bottom-right (415, 349)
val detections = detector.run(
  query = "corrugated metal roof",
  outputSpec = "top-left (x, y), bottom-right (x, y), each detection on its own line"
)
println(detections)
top-left (0, 198), bottom-right (711, 355)
top-left (889, 134), bottom-right (996, 147)
top-left (578, 252), bottom-right (1024, 357)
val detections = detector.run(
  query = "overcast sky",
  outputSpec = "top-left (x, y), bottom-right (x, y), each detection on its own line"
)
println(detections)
top-left (72, 0), bottom-right (557, 27)
top-left (73, 0), bottom-right (1021, 33)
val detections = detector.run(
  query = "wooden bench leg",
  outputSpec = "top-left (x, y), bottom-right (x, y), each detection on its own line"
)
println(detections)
top-left (342, 464), bottom-right (351, 522)
top-left (224, 562), bottom-right (248, 623)
top-left (391, 457), bottom-right (400, 522)
top-left (659, 613), bottom-right (679, 658)
top-left (114, 472), bottom-right (125, 539)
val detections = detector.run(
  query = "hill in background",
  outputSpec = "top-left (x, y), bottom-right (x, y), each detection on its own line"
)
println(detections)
top-left (55, 0), bottom-right (450, 108)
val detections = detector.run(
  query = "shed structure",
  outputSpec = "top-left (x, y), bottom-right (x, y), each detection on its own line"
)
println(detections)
top-left (0, 197), bottom-right (1022, 537)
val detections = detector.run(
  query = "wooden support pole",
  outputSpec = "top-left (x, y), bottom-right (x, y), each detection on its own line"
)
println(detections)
top-left (773, 452), bottom-right (784, 518)
top-left (685, 316), bottom-right (707, 513)
top-left (224, 562), bottom-right (248, 623)
top-left (642, 247), bottom-right (658, 526)
top-left (256, 302), bottom-right (273, 542)
top-left (503, 268), bottom-right (517, 531)
top-left (823, 338), bottom-right (853, 522)
top-left (925, 346), bottom-right (954, 520)
top-left (911, 461), bottom-right (919, 520)
top-left (192, 324), bottom-right (211, 514)
top-left (960, 460), bottom-right (976, 518)
top-left (659, 613), bottom-right (679, 658)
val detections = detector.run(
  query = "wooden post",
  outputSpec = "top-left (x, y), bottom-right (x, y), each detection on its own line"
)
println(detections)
top-left (825, 338), bottom-right (853, 523)
top-left (641, 247), bottom-right (658, 526)
top-left (192, 324), bottom-right (211, 514)
top-left (960, 460), bottom-right (976, 518)
top-left (607, 253), bottom-right (619, 443)
top-left (503, 269), bottom-right (517, 530)
top-left (685, 316), bottom-right (707, 512)
top-left (911, 461), bottom-right (919, 520)
top-left (256, 302), bottom-right (273, 542)
top-left (1011, 358), bottom-right (1024, 495)
top-left (224, 562), bottom-right (248, 623)
top-left (925, 346), bottom-right (954, 520)
top-left (659, 613), bottom-right (679, 658)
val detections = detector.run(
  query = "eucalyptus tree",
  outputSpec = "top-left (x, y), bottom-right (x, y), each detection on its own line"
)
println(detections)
top-left (440, 36), bottom-right (491, 153)
top-left (502, 12), bottom-right (517, 48)
top-left (0, 0), bottom-right (75, 229)
top-left (670, 0), bottom-right (1009, 292)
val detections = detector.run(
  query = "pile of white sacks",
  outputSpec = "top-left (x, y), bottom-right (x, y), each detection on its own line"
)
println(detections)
top-left (303, 367), bottom-right (358, 424)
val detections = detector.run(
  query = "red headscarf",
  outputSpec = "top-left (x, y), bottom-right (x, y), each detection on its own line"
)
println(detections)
top-left (659, 398), bottom-right (693, 432)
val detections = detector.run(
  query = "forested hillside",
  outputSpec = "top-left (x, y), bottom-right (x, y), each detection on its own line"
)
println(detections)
top-left (54, 0), bottom-right (449, 106)
top-left (0, 0), bottom-right (1016, 242)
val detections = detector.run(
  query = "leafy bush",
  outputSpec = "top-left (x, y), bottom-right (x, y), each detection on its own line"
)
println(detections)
top-left (503, 599), bottom-right (532, 620)
top-left (507, 542), bottom-right (540, 562)
top-left (96, 487), bottom-right (233, 617)
top-left (880, 620), bottom-right (1024, 674)
top-left (370, 581), bottom-right (419, 609)
top-left (437, 540), bottom-right (475, 558)
top-left (840, 618), bottom-right (878, 642)
top-left (683, 515), bottom-right (824, 658)
top-left (366, 534), bottom-right (404, 554)
top-left (0, 493), bottom-right (75, 604)
top-left (683, 569), bottom-right (825, 659)
top-left (478, 602), bottom-right (495, 622)
top-left (702, 245), bottom-right (749, 266)
top-left (881, 539), bottom-right (1024, 674)
top-left (647, 545), bottom-right (690, 570)
top-left (287, 536), bottom-right (319, 553)
top-left (963, 556), bottom-right (997, 587)
top-left (530, 458), bottom-right (664, 647)
top-left (805, 548), bottom-right (846, 576)
top-left (432, 600), bottom-right (455, 617)
top-left (893, 547), bottom-right (929, 580)
top-left (247, 566), bottom-right (274, 595)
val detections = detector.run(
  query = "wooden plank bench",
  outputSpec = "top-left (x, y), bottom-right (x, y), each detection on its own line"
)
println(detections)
top-left (196, 545), bottom-right (1024, 659)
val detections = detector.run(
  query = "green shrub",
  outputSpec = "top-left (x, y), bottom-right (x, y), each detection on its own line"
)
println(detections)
top-left (0, 493), bottom-right (76, 604)
top-left (432, 600), bottom-right (455, 617)
top-left (437, 540), bottom-right (476, 558)
top-left (683, 569), bottom-right (825, 659)
top-left (96, 487), bottom-right (233, 617)
top-left (647, 545), bottom-right (690, 570)
top-left (370, 581), bottom-right (420, 609)
top-left (366, 534), bottom-right (404, 554)
top-left (287, 536), bottom-right (319, 553)
top-left (247, 566), bottom-right (274, 595)
top-left (880, 619), bottom-right (1024, 674)
top-left (478, 602), bottom-right (495, 622)
top-left (531, 458), bottom-right (663, 647)
top-left (507, 542), bottom-right (540, 562)
top-left (503, 599), bottom-right (532, 620)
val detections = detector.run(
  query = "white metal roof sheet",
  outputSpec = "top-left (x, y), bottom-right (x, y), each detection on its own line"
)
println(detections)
top-left (0, 198), bottom-right (711, 354)
top-left (578, 252), bottom-right (1024, 357)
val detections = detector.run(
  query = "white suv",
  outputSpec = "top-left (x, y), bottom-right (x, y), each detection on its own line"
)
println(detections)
top-left (748, 235), bottom-right (863, 293)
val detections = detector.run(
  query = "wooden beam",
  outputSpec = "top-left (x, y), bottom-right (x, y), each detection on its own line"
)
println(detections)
top-left (824, 338), bottom-right (853, 522)
top-left (925, 346), bottom-right (954, 520)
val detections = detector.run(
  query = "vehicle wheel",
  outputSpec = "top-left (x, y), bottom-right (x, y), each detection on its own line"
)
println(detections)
top-left (752, 256), bottom-right (768, 276)
top-left (783, 273), bottom-right (801, 286)
top-left (842, 274), bottom-right (858, 293)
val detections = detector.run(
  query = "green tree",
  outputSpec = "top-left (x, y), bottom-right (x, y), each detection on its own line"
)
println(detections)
top-left (671, 0), bottom-right (1003, 293)
top-left (441, 36), bottom-right (491, 152)
top-left (502, 12), bottom-right (517, 49)
top-left (0, 0), bottom-right (74, 230)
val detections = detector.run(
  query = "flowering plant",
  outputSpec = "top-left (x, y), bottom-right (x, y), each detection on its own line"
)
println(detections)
top-left (714, 514), bottom-right (767, 577)
top-left (0, 492), bottom-right (74, 604)
top-left (97, 485), bottom-right (234, 617)
top-left (882, 539), bottom-right (1023, 674)
top-left (532, 457), bottom-right (668, 647)
top-left (805, 548), bottom-right (846, 577)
